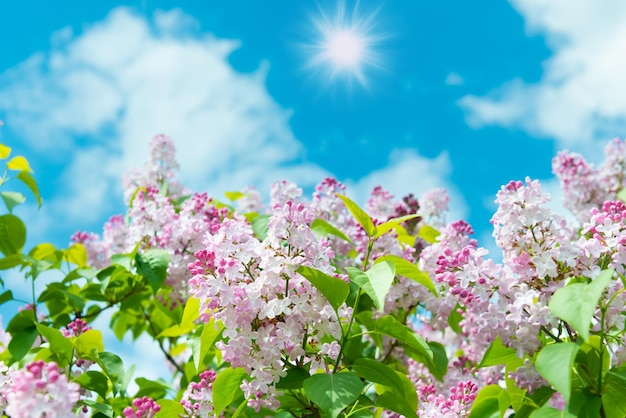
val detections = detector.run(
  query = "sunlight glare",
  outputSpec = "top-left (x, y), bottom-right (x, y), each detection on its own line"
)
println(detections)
top-left (304, 1), bottom-right (386, 88)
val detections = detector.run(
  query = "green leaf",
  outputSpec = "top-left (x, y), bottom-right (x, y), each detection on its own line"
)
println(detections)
top-left (7, 156), bottom-right (32, 172)
top-left (17, 171), bottom-right (42, 208)
top-left (311, 218), bottom-right (353, 244)
top-left (251, 214), bottom-right (271, 241)
top-left (352, 358), bottom-right (404, 394)
top-left (303, 372), bottom-right (363, 418)
top-left (479, 336), bottom-right (518, 368)
top-left (276, 367), bottom-right (310, 390)
top-left (74, 330), bottom-right (105, 358)
top-left (374, 255), bottom-right (437, 296)
top-left (535, 342), bottom-right (580, 403)
top-left (36, 323), bottom-right (74, 366)
top-left (1, 191), bottom-right (25, 213)
top-left (469, 384), bottom-right (510, 418)
top-left (135, 377), bottom-right (169, 399)
top-left (297, 266), bottom-right (349, 314)
top-left (74, 371), bottom-right (109, 398)
top-left (375, 315), bottom-right (433, 365)
top-left (194, 318), bottom-right (223, 370)
top-left (80, 400), bottom-right (114, 418)
top-left (418, 225), bottom-right (440, 244)
top-left (346, 261), bottom-right (395, 312)
top-left (154, 399), bottom-right (186, 418)
top-left (549, 269), bottom-right (613, 341)
top-left (376, 391), bottom-right (418, 418)
top-left (336, 194), bottom-right (375, 237)
top-left (0, 290), bottom-right (12, 305)
top-left (427, 341), bottom-right (449, 381)
top-left (0, 144), bottom-right (11, 159)
top-left (374, 214), bottom-right (422, 239)
top-left (98, 352), bottom-right (125, 396)
top-left (602, 367), bottom-right (626, 418)
top-left (529, 406), bottom-right (577, 418)
top-left (0, 253), bottom-right (23, 270)
top-left (8, 329), bottom-right (37, 360)
top-left (159, 297), bottom-right (200, 337)
top-left (135, 249), bottom-right (169, 294)
top-left (618, 188), bottom-right (626, 203)
top-left (213, 367), bottom-right (248, 415)
top-left (0, 214), bottom-right (26, 256)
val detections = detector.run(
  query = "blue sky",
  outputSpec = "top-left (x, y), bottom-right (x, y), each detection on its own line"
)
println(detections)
top-left (1, 0), bottom-right (625, 385)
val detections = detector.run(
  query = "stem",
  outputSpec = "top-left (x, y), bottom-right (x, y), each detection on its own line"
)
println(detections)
top-left (31, 275), bottom-right (39, 325)
top-left (333, 238), bottom-right (375, 373)
top-left (143, 311), bottom-right (185, 375)
top-left (598, 306), bottom-right (606, 391)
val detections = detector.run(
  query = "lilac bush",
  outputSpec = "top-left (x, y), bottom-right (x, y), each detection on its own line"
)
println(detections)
top-left (1, 131), bottom-right (626, 416)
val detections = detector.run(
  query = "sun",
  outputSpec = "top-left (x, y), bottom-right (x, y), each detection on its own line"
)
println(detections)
top-left (304, 1), bottom-right (386, 88)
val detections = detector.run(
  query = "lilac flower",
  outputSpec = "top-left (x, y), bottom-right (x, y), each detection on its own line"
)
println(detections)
top-left (5, 361), bottom-right (80, 418)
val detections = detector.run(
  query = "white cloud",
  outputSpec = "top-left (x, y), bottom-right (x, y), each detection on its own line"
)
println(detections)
top-left (460, 0), bottom-right (626, 148)
top-left (346, 149), bottom-right (467, 222)
top-left (0, 7), bottom-right (327, 239)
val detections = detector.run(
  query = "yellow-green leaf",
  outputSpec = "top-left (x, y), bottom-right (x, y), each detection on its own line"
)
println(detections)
top-left (7, 156), bottom-right (32, 172)
top-left (0, 144), bottom-right (11, 159)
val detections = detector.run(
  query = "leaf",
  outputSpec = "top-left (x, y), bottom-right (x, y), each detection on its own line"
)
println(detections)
top-left (225, 191), bottom-right (245, 201)
top-left (376, 391), bottom-right (418, 418)
top-left (154, 399), bottom-right (186, 418)
top-left (468, 384), bottom-right (510, 418)
top-left (0, 290), bottom-right (12, 305)
top-left (602, 367), bottom-right (626, 418)
top-left (529, 406), bottom-right (577, 418)
top-left (74, 371), bottom-right (109, 398)
top-left (276, 367), bottom-right (310, 389)
top-left (213, 367), bottom-right (248, 415)
top-left (375, 255), bottom-right (437, 296)
top-left (303, 372), bottom-right (363, 418)
top-left (80, 400), bottom-right (114, 418)
top-left (1, 191), bottom-right (25, 213)
top-left (8, 329), bottom-right (37, 360)
top-left (0, 214), bottom-right (26, 256)
top-left (535, 342), bottom-right (580, 403)
top-left (618, 188), bottom-right (626, 203)
top-left (352, 359), bottom-right (404, 394)
top-left (251, 214), bottom-right (271, 241)
top-left (479, 336), bottom-right (518, 368)
top-left (135, 249), bottom-right (169, 294)
top-left (375, 316), bottom-right (433, 364)
top-left (36, 323), bottom-right (74, 366)
top-left (135, 377), bottom-right (169, 398)
top-left (297, 266), bottom-right (349, 314)
top-left (0, 144), bottom-right (11, 159)
top-left (65, 244), bottom-right (88, 268)
top-left (418, 225), bottom-right (440, 244)
top-left (346, 261), bottom-right (395, 312)
top-left (0, 253), bottom-right (23, 270)
top-left (311, 218), bottom-right (353, 244)
top-left (336, 194), bottom-right (375, 237)
top-left (17, 171), bottom-right (42, 207)
top-left (374, 214), bottom-right (422, 239)
top-left (74, 330), bottom-right (105, 358)
top-left (98, 352), bottom-right (125, 396)
top-left (549, 269), bottom-right (613, 341)
top-left (7, 156), bottom-right (32, 172)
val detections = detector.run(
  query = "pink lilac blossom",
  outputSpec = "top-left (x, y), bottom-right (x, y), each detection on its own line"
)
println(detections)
top-left (420, 188), bottom-right (449, 228)
top-left (188, 201), bottom-right (346, 410)
top-left (5, 361), bottom-right (80, 418)
top-left (123, 396), bottom-right (161, 418)
top-left (180, 370), bottom-right (217, 417)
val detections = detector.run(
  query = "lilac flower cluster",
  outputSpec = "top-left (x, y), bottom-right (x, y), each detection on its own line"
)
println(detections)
top-left (2, 360), bottom-right (80, 418)
top-left (122, 396), bottom-right (160, 418)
